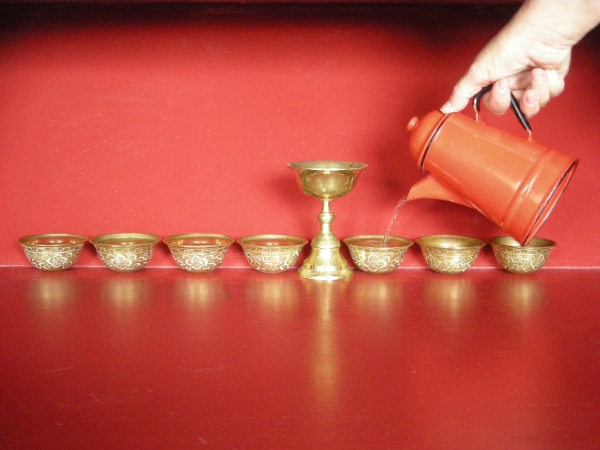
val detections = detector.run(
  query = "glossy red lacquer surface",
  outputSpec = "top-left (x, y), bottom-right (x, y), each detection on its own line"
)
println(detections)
top-left (407, 110), bottom-right (579, 246)
top-left (1, 4), bottom-right (600, 269)
top-left (1, 267), bottom-right (600, 449)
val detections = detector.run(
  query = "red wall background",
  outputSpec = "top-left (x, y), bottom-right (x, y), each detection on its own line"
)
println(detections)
top-left (1, 2), bottom-right (599, 269)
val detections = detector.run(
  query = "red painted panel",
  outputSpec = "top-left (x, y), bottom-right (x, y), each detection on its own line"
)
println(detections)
top-left (1, 268), bottom-right (600, 448)
top-left (1, 4), bottom-right (599, 269)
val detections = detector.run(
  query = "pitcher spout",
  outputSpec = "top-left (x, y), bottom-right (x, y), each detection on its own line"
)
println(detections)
top-left (407, 175), bottom-right (472, 208)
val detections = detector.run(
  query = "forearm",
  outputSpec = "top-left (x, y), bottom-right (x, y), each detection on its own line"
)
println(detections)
top-left (513, 0), bottom-right (600, 45)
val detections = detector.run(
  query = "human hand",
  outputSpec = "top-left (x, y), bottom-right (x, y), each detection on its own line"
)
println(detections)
top-left (440, 0), bottom-right (600, 118)
top-left (440, 34), bottom-right (571, 118)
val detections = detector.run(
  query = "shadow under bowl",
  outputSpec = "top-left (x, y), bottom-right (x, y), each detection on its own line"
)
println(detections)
top-left (344, 235), bottom-right (413, 274)
top-left (19, 233), bottom-right (88, 271)
top-left (163, 233), bottom-right (235, 273)
top-left (490, 236), bottom-right (556, 274)
top-left (238, 234), bottom-right (308, 274)
top-left (91, 233), bottom-right (161, 272)
top-left (416, 235), bottom-right (486, 274)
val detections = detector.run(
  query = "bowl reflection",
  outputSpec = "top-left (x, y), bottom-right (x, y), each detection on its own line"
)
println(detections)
top-left (348, 278), bottom-right (404, 317)
top-left (244, 276), bottom-right (304, 315)
top-left (27, 276), bottom-right (78, 306)
top-left (174, 277), bottom-right (228, 307)
top-left (100, 276), bottom-right (154, 307)
top-left (497, 279), bottom-right (546, 318)
top-left (423, 277), bottom-right (477, 318)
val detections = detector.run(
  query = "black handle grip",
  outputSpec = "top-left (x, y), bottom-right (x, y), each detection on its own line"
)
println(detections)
top-left (473, 84), bottom-right (532, 134)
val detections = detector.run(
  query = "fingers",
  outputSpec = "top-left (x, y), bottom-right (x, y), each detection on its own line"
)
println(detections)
top-left (446, 77), bottom-right (516, 116)
top-left (519, 89), bottom-right (541, 117)
top-left (442, 68), bottom-right (567, 118)
top-left (531, 68), bottom-right (552, 106)
top-left (516, 69), bottom-right (565, 117)
top-left (440, 72), bottom-right (487, 114)
top-left (546, 69), bottom-right (566, 98)
top-left (482, 78), bottom-right (511, 115)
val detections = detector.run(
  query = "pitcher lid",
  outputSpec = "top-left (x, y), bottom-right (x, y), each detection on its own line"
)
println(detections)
top-left (407, 110), bottom-right (448, 169)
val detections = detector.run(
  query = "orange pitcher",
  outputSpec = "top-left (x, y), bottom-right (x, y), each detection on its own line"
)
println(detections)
top-left (407, 88), bottom-right (578, 246)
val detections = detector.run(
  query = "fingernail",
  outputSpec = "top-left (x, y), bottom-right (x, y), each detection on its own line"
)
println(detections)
top-left (525, 91), bottom-right (539, 105)
top-left (497, 78), bottom-right (509, 91)
top-left (532, 71), bottom-right (544, 84)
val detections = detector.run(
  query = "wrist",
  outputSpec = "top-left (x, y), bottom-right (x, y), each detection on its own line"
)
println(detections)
top-left (518, 0), bottom-right (600, 44)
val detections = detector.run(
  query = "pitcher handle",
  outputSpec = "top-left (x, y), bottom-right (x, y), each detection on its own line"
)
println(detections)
top-left (473, 84), bottom-right (532, 134)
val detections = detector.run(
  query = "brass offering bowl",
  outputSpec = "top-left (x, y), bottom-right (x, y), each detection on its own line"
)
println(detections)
top-left (164, 233), bottom-right (235, 273)
top-left (238, 235), bottom-right (308, 274)
top-left (490, 236), bottom-right (556, 274)
top-left (19, 234), bottom-right (88, 271)
top-left (344, 235), bottom-right (413, 274)
top-left (91, 233), bottom-right (161, 272)
top-left (416, 235), bottom-right (486, 274)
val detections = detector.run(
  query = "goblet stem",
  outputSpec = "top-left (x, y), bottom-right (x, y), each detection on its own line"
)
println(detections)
top-left (312, 200), bottom-right (339, 249)
top-left (298, 199), bottom-right (352, 281)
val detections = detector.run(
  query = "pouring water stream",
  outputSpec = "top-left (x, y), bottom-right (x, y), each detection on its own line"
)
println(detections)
top-left (382, 196), bottom-right (408, 245)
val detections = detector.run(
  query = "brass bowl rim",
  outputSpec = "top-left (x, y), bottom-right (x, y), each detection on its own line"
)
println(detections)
top-left (489, 236), bottom-right (556, 249)
top-left (163, 233), bottom-right (235, 248)
top-left (19, 233), bottom-right (88, 247)
top-left (287, 160), bottom-right (368, 171)
top-left (416, 234), bottom-right (486, 249)
top-left (237, 234), bottom-right (308, 248)
top-left (343, 234), bottom-right (414, 249)
top-left (91, 233), bottom-right (161, 247)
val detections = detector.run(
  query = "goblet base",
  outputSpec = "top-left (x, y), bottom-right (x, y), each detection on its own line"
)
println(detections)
top-left (298, 246), bottom-right (353, 281)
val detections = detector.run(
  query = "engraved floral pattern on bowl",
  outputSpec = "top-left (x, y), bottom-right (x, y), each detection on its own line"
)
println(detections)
top-left (238, 235), bottom-right (308, 274)
top-left (22, 243), bottom-right (85, 271)
top-left (163, 234), bottom-right (234, 273)
top-left (91, 233), bottom-right (160, 272)
top-left (344, 235), bottom-right (413, 274)
top-left (95, 245), bottom-right (155, 272)
top-left (490, 236), bottom-right (555, 274)
top-left (169, 246), bottom-right (229, 273)
top-left (19, 234), bottom-right (88, 271)
top-left (416, 235), bottom-right (486, 274)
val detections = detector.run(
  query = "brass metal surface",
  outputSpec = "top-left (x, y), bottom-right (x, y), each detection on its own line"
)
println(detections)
top-left (288, 161), bottom-right (368, 200)
top-left (18, 233), bottom-right (88, 271)
top-left (490, 236), bottom-right (556, 274)
top-left (344, 235), bottom-right (413, 274)
top-left (416, 235), bottom-right (486, 274)
top-left (91, 233), bottom-right (160, 272)
top-left (287, 161), bottom-right (367, 280)
top-left (164, 233), bottom-right (234, 273)
top-left (238, 234), bottom-right (308, 274)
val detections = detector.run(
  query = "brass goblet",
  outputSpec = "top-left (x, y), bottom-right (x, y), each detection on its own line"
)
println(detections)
top-left (287, 160), bottom-right (367, 280)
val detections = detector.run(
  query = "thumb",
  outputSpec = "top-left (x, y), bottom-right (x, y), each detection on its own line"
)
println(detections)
top-left (441, 75), bottom-right (488, 114)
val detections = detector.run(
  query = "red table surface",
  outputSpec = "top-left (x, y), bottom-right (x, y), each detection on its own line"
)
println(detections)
top-left (1, 267), bottom-right (599, 449)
